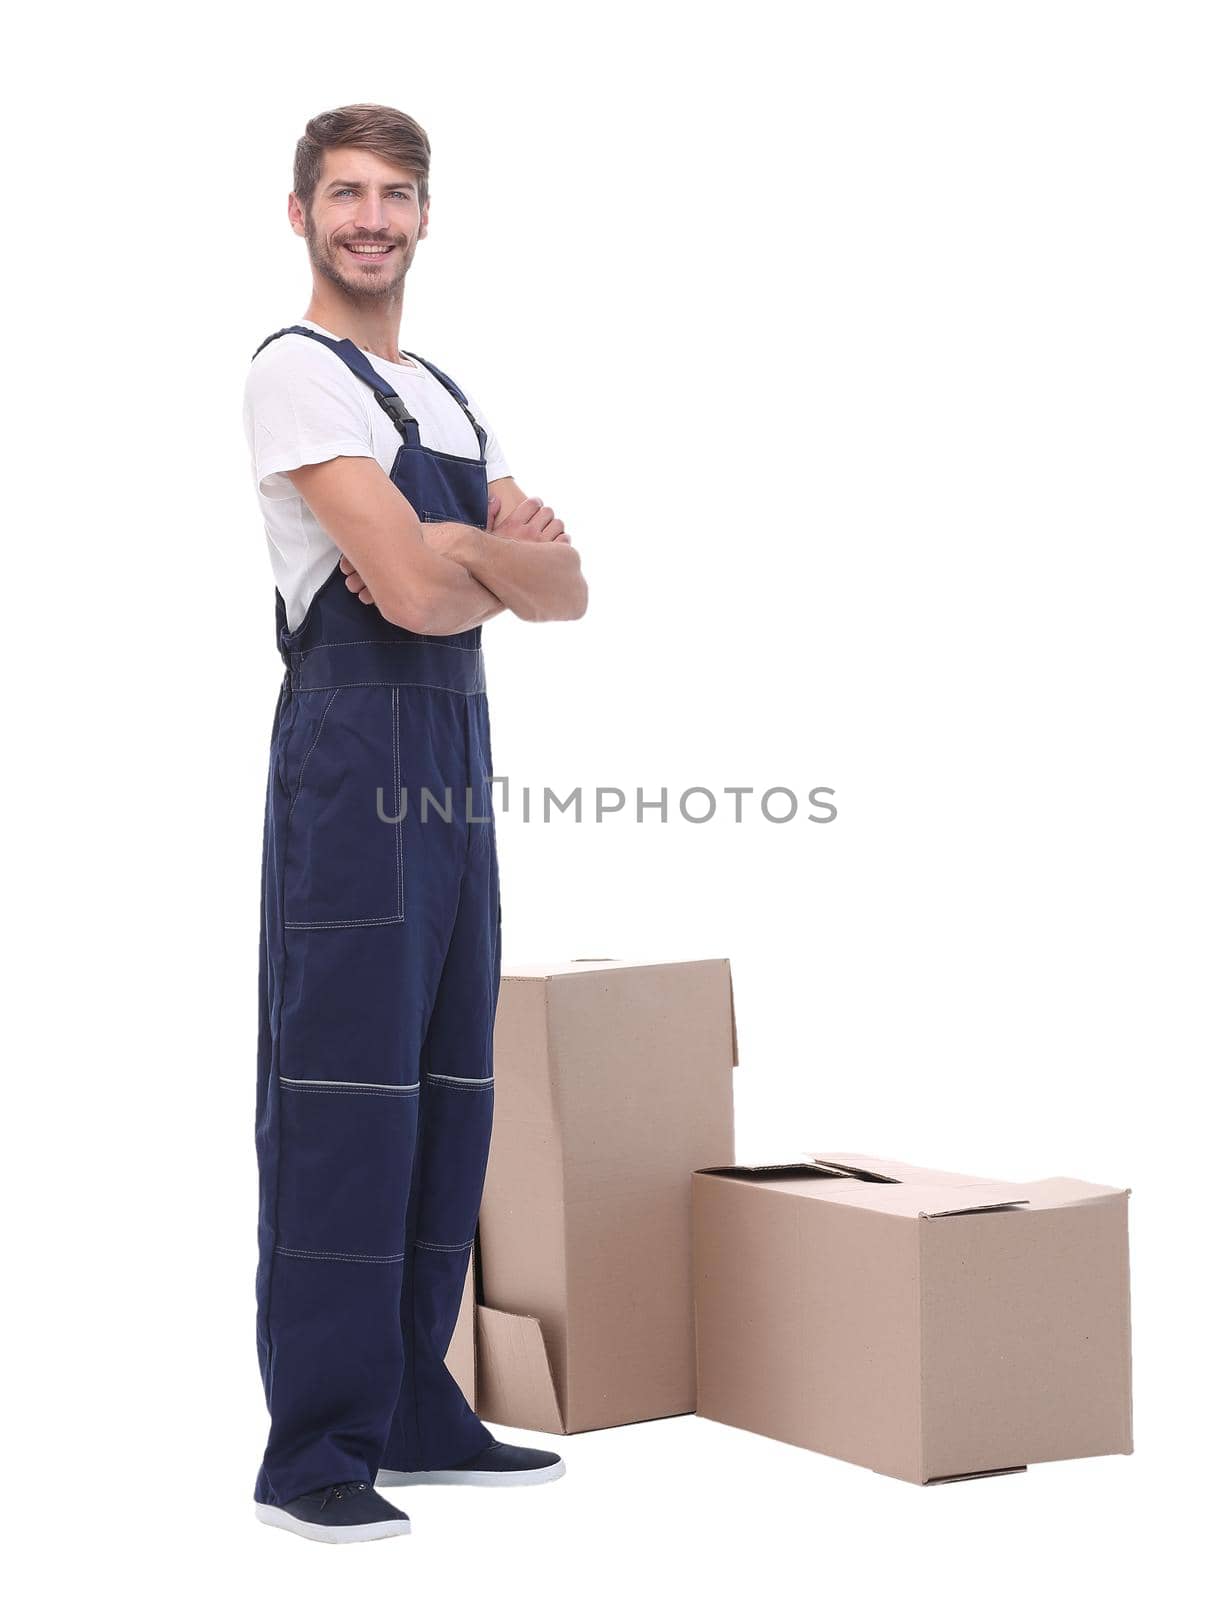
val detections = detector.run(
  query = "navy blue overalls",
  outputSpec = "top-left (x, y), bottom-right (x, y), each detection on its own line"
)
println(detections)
top-left (252, 326), bottom-right (499, 1506)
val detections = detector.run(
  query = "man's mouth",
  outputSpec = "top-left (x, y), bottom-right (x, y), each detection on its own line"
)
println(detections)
top-left (341, 240), bottom-right (397, 261)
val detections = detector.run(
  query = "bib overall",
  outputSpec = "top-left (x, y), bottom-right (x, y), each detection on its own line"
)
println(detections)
top-left (252, 326), bottom-right (499, 1506)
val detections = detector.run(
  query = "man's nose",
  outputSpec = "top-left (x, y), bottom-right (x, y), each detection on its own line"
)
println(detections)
top-left (354, 194), bottom-right (387, 233)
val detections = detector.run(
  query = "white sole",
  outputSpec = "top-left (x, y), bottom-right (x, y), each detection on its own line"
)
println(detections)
top-left (255, 1503), bottom-right (411, 1542)
top-left (376, 1459), bottom-right (566, 1488)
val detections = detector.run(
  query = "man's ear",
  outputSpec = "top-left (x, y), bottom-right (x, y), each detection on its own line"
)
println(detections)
top-left (418, 197), bottom-right (430, 241)
top-left (287, 193), bottom-right (306, 239)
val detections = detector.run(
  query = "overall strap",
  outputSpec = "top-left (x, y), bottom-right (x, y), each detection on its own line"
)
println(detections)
top-left (252, 325), bottom-right (421, 447)
top-left (401, 351), bottom-right (488, 462)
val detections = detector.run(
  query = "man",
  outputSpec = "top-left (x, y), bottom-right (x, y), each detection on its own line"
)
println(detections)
top-left (244, 104), bottom-right (587, 1544)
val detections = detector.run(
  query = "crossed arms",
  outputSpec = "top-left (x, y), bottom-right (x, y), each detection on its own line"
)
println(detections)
top-left (285, 457), bottom-right (588, 636)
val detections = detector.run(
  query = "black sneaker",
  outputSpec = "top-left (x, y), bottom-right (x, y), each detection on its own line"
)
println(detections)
top-left (376, 1441), bottom-right (565, 1487)
top-left (255, 1480), bottom-right (411, 1543)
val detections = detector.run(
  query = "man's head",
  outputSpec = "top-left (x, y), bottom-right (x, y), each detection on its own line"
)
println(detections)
top-left (289, 104), bottom-right (431, 302)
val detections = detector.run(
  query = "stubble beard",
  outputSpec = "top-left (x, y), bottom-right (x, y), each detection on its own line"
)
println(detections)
top-left (305, 212), bottom-right (411, 304)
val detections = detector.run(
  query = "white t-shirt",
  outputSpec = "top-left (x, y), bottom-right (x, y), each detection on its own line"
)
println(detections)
top-left (243, 318), bottom-right (512, 630)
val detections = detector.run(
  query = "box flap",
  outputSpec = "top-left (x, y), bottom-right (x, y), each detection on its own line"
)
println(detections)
top-left (695, 1162), bottom-right (848, 1184)
top-left (921, 1195), bottom-right (1030, 1219)
top-left (1005, 1177), bottom-right (1129, 1211)
top-left (475, 1305), bottom-right (565, 1434)
top-left (926, 1465), bottom-right (1028, 1485)
top-left (803, 1180), bottom-right (1032, 1218)
top-left (702, 1156), bottom-right (1036, 1216)
top-left (814, 1153), bottom-right (1005, 1187)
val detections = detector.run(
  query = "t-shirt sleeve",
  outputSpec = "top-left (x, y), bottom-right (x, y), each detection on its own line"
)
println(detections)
top-left (243, 336), bottom-right (376, 500)
top-left (459, 384), bottom-right (513, 483)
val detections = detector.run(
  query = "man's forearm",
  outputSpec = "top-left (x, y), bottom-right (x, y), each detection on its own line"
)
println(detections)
top-left (442, 528), bottom-right (588, 622)
top-left (414, 554), bottom-right (509, 634)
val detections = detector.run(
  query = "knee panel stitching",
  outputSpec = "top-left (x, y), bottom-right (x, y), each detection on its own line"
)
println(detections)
top-left (279, 1075), bottom-right (419, 1096)
top-left (275, 1246), bottom-right (407, 1263)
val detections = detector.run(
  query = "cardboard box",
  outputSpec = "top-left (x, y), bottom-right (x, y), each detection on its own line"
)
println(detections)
top-left (693, 1153), bottom-right (1133, 1484)
top-left (451, 957), bottom-right (738, 1433)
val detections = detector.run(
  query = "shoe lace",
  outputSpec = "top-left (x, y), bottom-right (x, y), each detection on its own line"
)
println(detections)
top-left (320, 1480), bottom-right (371, 1509)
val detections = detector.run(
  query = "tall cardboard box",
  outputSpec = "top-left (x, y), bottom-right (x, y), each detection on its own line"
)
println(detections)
top-left (693, 1154), bottom-right (1133, 1484)
top-left (455, 957), bottom-right (738, 1433)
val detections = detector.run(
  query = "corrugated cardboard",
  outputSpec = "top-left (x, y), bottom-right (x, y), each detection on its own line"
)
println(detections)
top-left (692, 1153), bottom-right (1133, 1484)
top-left (455, 957), bottom-right (738, 1434)
top-left (445, 1242), bottom-right (477, 1411)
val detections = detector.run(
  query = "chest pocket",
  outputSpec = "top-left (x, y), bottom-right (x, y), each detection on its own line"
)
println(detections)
top-left (282, 685), bottom-right (405, 930)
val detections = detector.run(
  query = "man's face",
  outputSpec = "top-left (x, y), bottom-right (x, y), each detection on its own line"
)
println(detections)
top-left (290, 147), bottom-right (429, 301)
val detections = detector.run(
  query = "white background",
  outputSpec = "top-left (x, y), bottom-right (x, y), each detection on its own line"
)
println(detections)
top-left (7, 0), bottom-right (1200, 1592)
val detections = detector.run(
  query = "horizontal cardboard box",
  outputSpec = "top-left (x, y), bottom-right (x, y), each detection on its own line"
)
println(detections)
top-left (450, 957), bottom-right (738, 1433)
top-left (693, 1153), bottom-right (1133, 1484)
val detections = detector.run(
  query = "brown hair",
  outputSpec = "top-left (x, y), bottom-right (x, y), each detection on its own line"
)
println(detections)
top-left (293, 104), bottom-right (431, 210)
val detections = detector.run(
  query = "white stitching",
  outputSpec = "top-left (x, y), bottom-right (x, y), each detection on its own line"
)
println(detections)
top-left (427, 1073), bottom-right (494, 1087)
top-left (415, 1238), bottom-right (475, 1253)
top-left (276, 1247), bottom-right (406, 1263)
top-left (281, 1074), bottom-right (410, 1087)
top-left (293, 681), bottom-right (485, 696)
top-left (287, 686), bottom-right (340, 823)
top-left (280, 1087), bottom-right (414, 1098)
top-left (282, 687), bottom-right (342, 929)
top-left (280, 1075), bottom-right (419, 1094)
top-left (298, 638), bottom-right (483, 656)
top-left (282, 687), bottom-right (412, 930)
top-left (285, 914), bottom-right (405, 929)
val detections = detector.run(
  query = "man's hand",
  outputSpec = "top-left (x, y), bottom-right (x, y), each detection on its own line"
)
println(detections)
top-left (495, 495), bottom-right (570, 545)
top-left (339, 551), bottom-right (375, 605)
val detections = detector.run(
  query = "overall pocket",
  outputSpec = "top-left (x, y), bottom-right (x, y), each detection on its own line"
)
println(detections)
top-left (282, 685), bottom-right (406, 930)
top-left (414, 1074), bottom-right (495, 1252)
top-left (275, 1076), bottom-right (420, 1260)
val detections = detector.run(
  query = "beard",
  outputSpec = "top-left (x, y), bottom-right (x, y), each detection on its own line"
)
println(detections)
top-left (304, 212), bottom-right (412, 302)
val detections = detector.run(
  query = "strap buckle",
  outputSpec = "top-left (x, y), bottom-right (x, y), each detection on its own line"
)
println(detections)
top-left (375, 391), bottom-right (416, 430)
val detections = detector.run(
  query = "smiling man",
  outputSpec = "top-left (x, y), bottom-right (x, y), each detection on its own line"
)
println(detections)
top-left (244, 104), bottom-right (587, 1544)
